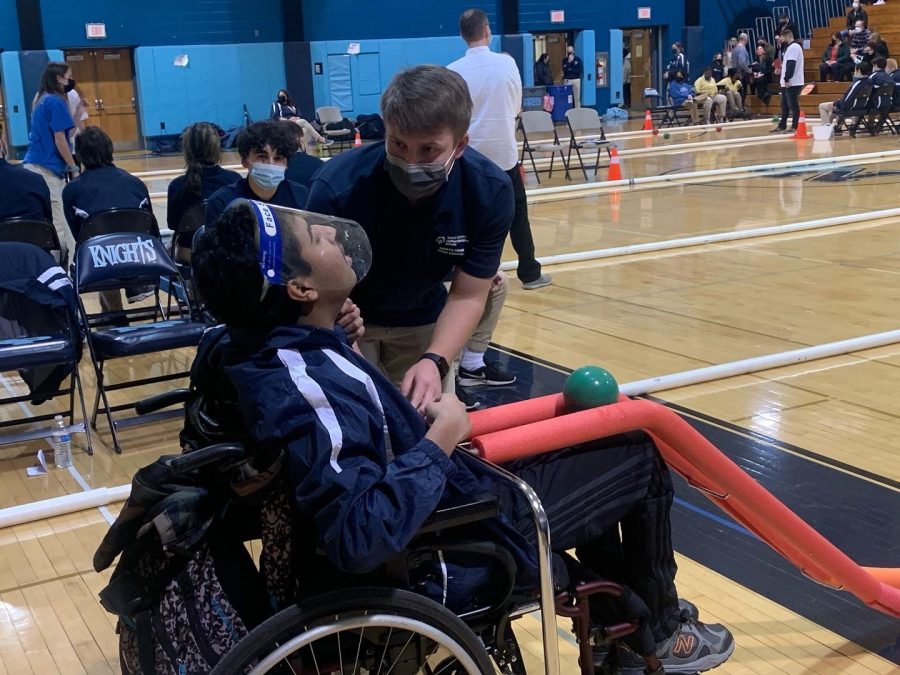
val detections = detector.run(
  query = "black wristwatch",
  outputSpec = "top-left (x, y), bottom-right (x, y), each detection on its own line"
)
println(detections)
top-left (419, 352), bottom-right (450, 380)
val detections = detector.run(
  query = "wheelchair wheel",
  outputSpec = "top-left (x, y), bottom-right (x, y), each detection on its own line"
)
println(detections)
top-left (211, 587), bottom-right (496, 674)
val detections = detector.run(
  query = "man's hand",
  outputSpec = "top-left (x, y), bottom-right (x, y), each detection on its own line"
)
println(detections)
top-left (336, 299), bottom-right (364, 344)
top-left (424, 393), bottom-right (471, 455)
top-left (401, 359), bottom-right (444, 412)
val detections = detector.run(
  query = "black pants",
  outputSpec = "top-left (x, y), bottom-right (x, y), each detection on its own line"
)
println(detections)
top-left (505, 166), bottom-right (542, 283)
top-left (779, 85), bottom-right (802, 129)
top-left (624, 82), bottom-right (632, 107)
top-left (752, 76), bottom-right (772, 102)
top-left (505, 431), bottom-right (680, 643)
top-left (819, 62), bottom-right (842, 81)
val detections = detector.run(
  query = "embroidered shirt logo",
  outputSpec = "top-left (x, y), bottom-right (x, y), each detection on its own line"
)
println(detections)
top-left (435, 234), bottom-right (467, 256)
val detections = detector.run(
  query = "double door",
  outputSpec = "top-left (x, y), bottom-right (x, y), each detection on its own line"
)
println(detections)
top-left (63, 48), bottom-right (141, 150)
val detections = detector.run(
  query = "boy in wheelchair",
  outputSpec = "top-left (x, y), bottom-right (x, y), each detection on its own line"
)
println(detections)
top-left (166, 199), bottom-right (734, 674)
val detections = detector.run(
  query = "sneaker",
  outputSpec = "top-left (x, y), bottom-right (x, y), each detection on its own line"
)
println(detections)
top-left (321, 138), bottom-right (335, 146)
top-left (613, 617), bottom-right (733, 674)
top-left (455, 384), bottom-right (481, 411)
top-left (521, 273), bottom-right (552, 290)
top-left (126, 286), bottom-right (155, 304)
top-left (769, 126), bottom-right (786, 133)
top-left (678, 598), bottom-right (700, 622)
top-left (457, 362), bottom-right (517, 387)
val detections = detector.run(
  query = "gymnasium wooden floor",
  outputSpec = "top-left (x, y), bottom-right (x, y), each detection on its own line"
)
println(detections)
top-left (1, 117), bottom-right (898, 673)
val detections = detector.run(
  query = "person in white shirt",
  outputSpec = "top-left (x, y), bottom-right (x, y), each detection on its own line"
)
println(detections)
top-left (446, 7), bottom-right (552, 394)
top-left (772, 29), bottom-right (805, 132)
top-left (66, 87), bottom-right (89, 145)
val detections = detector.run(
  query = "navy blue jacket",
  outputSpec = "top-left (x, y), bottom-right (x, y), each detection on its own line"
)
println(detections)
top-left (285, 151), bottom-right (325, 188)
top-left (205, 177), bottom-right (309, 226)
top-left (167, 165), bottom-right (242, 232)
top-left (223, 324), bottom-right (536, 607)
top-left (0, 159), bottom-right (53, 223)
top-left (61, 164), bottom-right (151, 241)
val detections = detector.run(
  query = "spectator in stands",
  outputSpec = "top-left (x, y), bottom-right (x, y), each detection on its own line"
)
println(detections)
top-left (818, 60), bottom-right (872, 129)
top-left (717, 68), bottom-right (746, 118)
top-left (772, 28), bottom-right (805, 133)
top-left (22, 61), bottom-right (77, 262)
top-left (710, 52), bottom-right (725, 81)
top-left (668, 70), bottom-right (700, 124)
top-left (887, 57), bottom-right (900, 84)
top-left (847, 1), bottom-right (868, 29)
top-left (759, 38), bottom-right (776, 62)
top-left (752, 45), bottom-right (775, 104)
top-left (62, 126), bottom-right (153, 312)
top-left (733, 34), bottom-right (752, 92)
top-left (534, 53), bottom-right (553, 86)
top-left (285, 124), bottom-right (326, 188)
top-left (777, 14), bottom-right (800, 40)
top-left (0, 122), bottom-right (52, 224)
top-left (723, 37), bottom-right (738, 70)
top-left (821, 31), bottom-right (852, 81)
top-left (206, 121), bottom-right (309, 226)
top-left (562, 45), bottom-right (583, 107)
top-left (166, 122), bottom-right (241, 260)
top-left (270, 89), bottom-right (330, 150)
top-left (692, 68), bottom-right (727, 123)
top-left (869, 32), bottom-right (890, 59)
top-left (665, 41), bottom-right (688, 82)
top-left (849, 20), bottom-right (872, 61)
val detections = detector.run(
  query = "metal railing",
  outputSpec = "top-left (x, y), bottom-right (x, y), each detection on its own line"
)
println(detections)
top-left (772, 0), bottom-right (849, 40)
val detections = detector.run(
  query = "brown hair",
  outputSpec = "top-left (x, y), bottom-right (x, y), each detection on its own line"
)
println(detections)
top-left (380, 65), bottom-right (472, 141)
top-left (459, 8), bottom-right (488, 43)
top-left (182, 123), bottom-right (222, 198)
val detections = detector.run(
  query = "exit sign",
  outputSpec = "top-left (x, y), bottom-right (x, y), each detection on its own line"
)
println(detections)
top-left (85, 23), bottom-right (107, 39)
top-left (550, 10), bottom-right (565, 23)
top-left (637, 7), bottom-right (651, 20)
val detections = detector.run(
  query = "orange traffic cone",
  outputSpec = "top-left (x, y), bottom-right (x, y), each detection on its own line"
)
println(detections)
top-left (607, 146), bottom-right (623, 181)
top-left (642, 109), bottom-right (653, 132)
top-left (354, 131), bottom-right (362, 147)
top-left (792, 112), bottom-right (811, 139)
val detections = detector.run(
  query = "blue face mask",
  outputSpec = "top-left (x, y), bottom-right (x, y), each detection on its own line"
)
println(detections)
top-left (249, 162), bottom-right (286, 191)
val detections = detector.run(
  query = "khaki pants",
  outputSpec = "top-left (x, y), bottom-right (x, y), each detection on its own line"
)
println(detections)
top-left (23, 163), bottom-right (75, 263)
top-left (722, 90), bottom-right (742, 114)
top-left (694, 94), bottom-right (727, 123)
top-left (359, 277), bottom-right (508, 389)
top-left (819, 101), bottom-right (835, 126)
top-left (680, 99), bottom-right (701, 125)
top-left (564, 78), bottom-right (582, 108)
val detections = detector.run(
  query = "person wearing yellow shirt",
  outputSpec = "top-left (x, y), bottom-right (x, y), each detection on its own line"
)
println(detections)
top-left (693, 68), bottom-right (727, 123)
top-left (717, 68), bottom-right (746, 119)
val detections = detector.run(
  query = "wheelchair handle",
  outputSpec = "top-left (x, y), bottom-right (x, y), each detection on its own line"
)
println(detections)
top-left (135, 388), bottom-right (190, 415)
top-left (166, 443), bottom-right (246, 475)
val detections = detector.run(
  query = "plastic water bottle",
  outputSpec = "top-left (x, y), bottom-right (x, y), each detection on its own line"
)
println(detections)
top-left (51, 415), bottom-right (72, 469)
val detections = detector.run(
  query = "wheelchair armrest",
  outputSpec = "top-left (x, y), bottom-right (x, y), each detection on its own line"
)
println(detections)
top-left (135, 387), bottom-right (190, 415)
top-left (416, 493), bottom-right (500, 535)
top-left (166, 443), bottom-right (246, 474)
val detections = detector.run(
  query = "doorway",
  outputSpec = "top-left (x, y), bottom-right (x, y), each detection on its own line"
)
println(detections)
top-left (64, 48), bottom-right (141, 151)
top-left (623, 28), bottom-right (659, 99)
top-left (532, 32), bottom-right (570, 84)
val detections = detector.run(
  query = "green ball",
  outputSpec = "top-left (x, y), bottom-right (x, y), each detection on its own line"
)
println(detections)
top-left (663, 132), bottom-right (670, 139)
top-left (563, 366), bottom-right (620, 410)
top-left (772, 115), bottom-right (780, 123)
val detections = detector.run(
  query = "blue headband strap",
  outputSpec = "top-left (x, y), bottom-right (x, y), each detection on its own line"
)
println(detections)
top-left (248, 200), bottom-right (282, 287)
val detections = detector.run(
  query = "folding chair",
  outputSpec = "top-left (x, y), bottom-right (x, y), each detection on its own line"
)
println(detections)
top-left (519, 111), bottom-right (571, 183)
top-left (866, 81), bottom-right (895, 135)
top-left (643, 88), bottom-right (679, 128)
top-left (165, 200), bottom-right (206, 317)
top-left (316, 106), bottom-right (354, 155)
top-left (888, 79), bottom-right (900, 134)
top-left (833, 80), bottom-right (874, 138)
top-left (0, 242), bottom-right (92, 454)
top-left (0, 217), bottom-right (64, 267)
top-left (565, 108), bottom-right (612, 180)
top-left (76, 207), bottom-right (160, 249)
top-left (74, 233), bottom-right (207, 453)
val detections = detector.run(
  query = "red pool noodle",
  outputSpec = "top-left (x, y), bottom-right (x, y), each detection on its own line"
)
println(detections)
top-left (471, 398), bottom-right (900, 618)
top-left (467, 393), bottom-right (629, 439)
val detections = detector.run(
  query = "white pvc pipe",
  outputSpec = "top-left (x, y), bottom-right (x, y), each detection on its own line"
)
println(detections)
top-left (526, 148), bottom-right (900, 203)
top-left (499, 207), bottom-right (900, 271)
top-left (0, 484), bottom-right (130, 530)
top-left (619, 329), bottom-right (900, 397)
top-left (3, 325), bottom-right (900, 529)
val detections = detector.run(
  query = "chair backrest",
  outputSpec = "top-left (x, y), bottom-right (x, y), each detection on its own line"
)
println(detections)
top-left (0, 218), bottom-right (61, 258)
top-left (565, 108), bottom-right (603, 133)
top-left (876, 81), bottom-right (895, 111)
top-left (855, 79), bottom-right (876, 110)
top-left (174, 201), bottom-right (207, 237)
top-left (317, 106), bottom-right (343, 124)
top-left (74, 232), bottom-right (180, 294)
top-left (77, 207), bottom-right (160, 248)
top-left (520, 111), bottom-right (557, 135)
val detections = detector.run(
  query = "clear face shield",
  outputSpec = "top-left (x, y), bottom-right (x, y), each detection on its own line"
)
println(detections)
top-left (229, 199), bottom-right (372, 300)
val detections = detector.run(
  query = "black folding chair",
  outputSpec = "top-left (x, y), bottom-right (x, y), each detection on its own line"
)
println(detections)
top-left (643, 88), bottom-right (679, 128)
top-left (888, 78), bottom-right (900, 134)
top-left (166, 200), bottom-right (206, 317)
top-left (565, 108), bottom-right (611, 180)
top-left (834, 80), bottom-right (874, 138)
top-left (76, 207), bottom-right (160, 249)
top-left (519, 111), bottom-right (571, 183)
top-left (866, 81), bottom-right (896, 135)
top-left (0, 217), bottom-right (64, 267)
top-left (74, 233), bottom-right (207, 453)
top-left (0, 243), bottom-right (92, 454)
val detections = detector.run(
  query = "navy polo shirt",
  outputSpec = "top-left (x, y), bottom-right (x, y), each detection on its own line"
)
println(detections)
top-left (306, 143), bottom-right (513, 327)
top-left (0, 159), bottom-right (53, 223)
top-left (285, 151), bottom-right (325, 188)
top-left (205, 177), bottom-right (309, 226)
top-left (167, 165), bottom-right (242, 231)
top-left (61, 164), bottom-right (152, 241)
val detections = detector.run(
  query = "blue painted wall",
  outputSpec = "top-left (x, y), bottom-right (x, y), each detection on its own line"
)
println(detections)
top-left (302, 0), bottom-right (500, 42)
top-left (0, 3), bottom-right (20, 51)
top-left (38, 0), bottom-right (283, 47)
top-left (134, 43), bottom-right (286, 138)
top-left (0, 50), bottom-right (66, 148)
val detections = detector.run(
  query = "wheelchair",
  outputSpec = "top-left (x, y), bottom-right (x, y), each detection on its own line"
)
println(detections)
top-left (127, 349), bottom-right (659, 675)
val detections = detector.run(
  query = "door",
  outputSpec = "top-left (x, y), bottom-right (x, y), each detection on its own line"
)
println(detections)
top-left (627, 29), bottom-right (654, 98)
top-left (64, 48), bottom-right (141, 150)
top-left (544, 33), bottom-right (567, 84)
